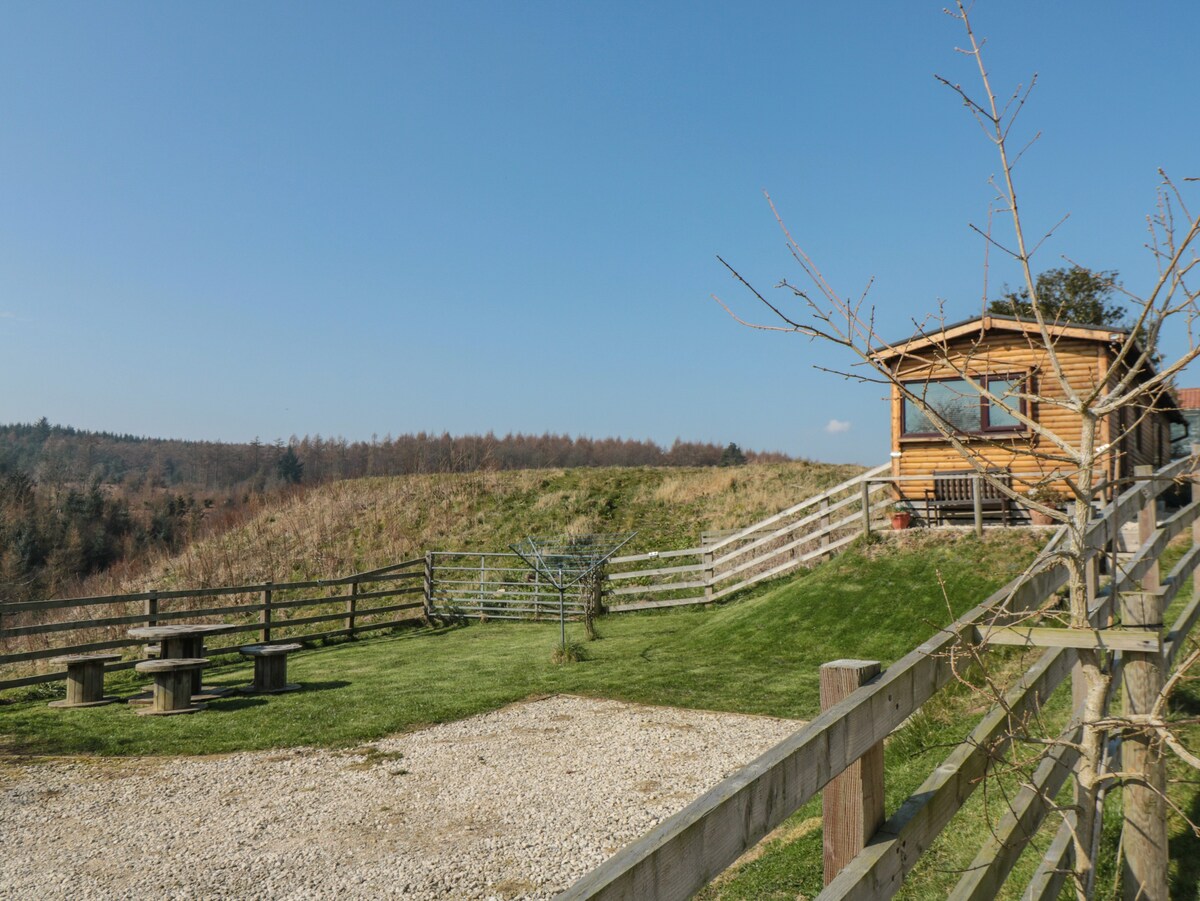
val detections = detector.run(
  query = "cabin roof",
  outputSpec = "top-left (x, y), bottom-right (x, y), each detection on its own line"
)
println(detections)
top-left (871, 313), bottom-right (1128, 361)
top-left (873, 314), bottom-right (1185, 424)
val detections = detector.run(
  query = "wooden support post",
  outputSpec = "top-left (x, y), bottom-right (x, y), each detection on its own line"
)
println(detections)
top-left (345, 580), bottom-right (358, 635)
top-left (423, 553), bottom-right (434, 621)
top-left (1121, 465), bottom-right (1167, 901)
top-left (820, 498), bottom-right (831, 550)
top-left (1138, 469), bottom-right (1162, 609)
top-left (820, 659), bottom-right (884, 886)
top-left (702, 549), bottom-right (714, 605)
top-left (144, 589), bottom-right (159, 627)
top-left (860, 481), bottom-right (872, 538)
top-left (261, 581), bottom-right (273, 643)
top-left (972, 473), bottom-right (983, 538)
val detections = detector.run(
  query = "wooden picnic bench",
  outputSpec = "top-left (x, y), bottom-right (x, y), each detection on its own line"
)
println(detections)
top-left (47, 653), bottom-right (122, 708)
top-left (239, 643), bottom-right (303, 695)
top-left (923, 470), bottom-right (1013, 526)
top-left (134, 658), bottom-right (209, 715)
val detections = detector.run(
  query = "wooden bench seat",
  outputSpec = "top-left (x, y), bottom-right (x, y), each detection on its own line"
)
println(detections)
top-left (48, 653), bottom-right (122, 708)
top-left (134, 658), bottom-right (209, 716)
top-left (923, 470), bottom-right (1013, 526)
top-left (239, 643), bottom-right (303, 694)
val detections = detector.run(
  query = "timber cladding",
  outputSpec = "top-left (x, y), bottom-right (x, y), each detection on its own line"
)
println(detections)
top-left (878, 319), bottom-right (1180, 503)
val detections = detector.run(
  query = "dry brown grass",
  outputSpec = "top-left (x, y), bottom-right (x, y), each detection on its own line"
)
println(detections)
top-left (85, 462), bottom-right (864, 595)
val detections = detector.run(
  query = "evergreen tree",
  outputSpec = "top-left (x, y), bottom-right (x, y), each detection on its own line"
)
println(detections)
top-left (276, 446), bottom-right (304, 484)
top-left (719, 442), bottom-right (747, 467)
top-left (988, 265), bottom-right (1125, 327)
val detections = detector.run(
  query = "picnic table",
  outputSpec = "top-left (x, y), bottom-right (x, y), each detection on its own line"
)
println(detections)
top-left (127, 624), bottom-right (235, 700)
top-left (47, 653), bottom-right (122, 708)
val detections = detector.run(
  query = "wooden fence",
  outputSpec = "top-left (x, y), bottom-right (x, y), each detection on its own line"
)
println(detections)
top-left (426, 551), bottom-right (589, 621)
top-left (557, 454), bottom-right (1200, 900)
top-left (418, 465), bottom-right (894, 620)
top-left (604, 463), bottom-right (893, 613)
top-left (0, 559), bottom-right (427, 690)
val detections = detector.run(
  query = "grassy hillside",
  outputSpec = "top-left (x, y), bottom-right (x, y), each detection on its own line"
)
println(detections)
top-left (81, 461), bottom-right (865, 594)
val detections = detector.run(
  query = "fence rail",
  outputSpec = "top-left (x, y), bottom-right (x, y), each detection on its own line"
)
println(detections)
top-left (604, 464), bottom-right (893, 612)
top-left (558, 454), bottom-right (1199, 901)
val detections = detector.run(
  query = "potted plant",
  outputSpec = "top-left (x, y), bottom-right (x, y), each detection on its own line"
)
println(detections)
top-left (889, 500), bottom-right (915, 530)
top-left (1027, 486), bottom-right (1068, 526)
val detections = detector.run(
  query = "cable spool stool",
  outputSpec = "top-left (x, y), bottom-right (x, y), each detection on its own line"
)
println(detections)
top-left (47, 653), bottom-right (122, 708)
top-left (238, 644), bottom-right (303, 694)
top-left (133, 658), bottom-right (209, 715)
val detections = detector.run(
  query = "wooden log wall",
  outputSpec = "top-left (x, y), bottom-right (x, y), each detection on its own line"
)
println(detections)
top-left (888, 334), bottom-right (1177, 501)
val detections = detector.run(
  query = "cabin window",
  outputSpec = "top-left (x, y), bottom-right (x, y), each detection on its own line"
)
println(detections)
top-left (901, 374), bottom-right (1028, 437)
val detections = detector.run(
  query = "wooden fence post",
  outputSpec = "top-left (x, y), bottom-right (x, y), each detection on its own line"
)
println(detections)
top-left (423, 553), bottom-right (434, 621)
top-left (703, 549), bottom-right (714, 605)
top-left (972, 472), bottom-right (984, 538)
top-left (261, 581), bottom-right (273, 643)
top-left (145, 589), bottom-right (159, 627)
top-left (820, 659), bottom-right (884, 885)
top-left (345, 579), bottom-right (358, 636)
top-left (1121, 465), bottom-right (1167, 901)
top-left (860, 481), bottom-right (872, 537)
top-left (820, 498), bottom-right (831, 551)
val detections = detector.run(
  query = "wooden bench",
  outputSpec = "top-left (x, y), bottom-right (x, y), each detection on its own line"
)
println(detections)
top-left (133, 658), bottom-right (209, 715)
top-left (239, 644), bottom-right (303, 694)
top-left (923, 470), bottom-right (1013, 526)
top-left (47, 653), bottom-right (122, 708)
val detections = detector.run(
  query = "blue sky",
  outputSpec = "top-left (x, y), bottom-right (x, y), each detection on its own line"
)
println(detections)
top-left (2, 2), bottom-right (1197, 465)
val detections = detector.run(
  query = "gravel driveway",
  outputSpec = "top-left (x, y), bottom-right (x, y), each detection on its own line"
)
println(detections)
top-left (0, 695), bottom-right (801, 900)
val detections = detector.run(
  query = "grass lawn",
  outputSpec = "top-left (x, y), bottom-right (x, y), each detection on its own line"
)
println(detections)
top-left (1, 530), bottom-right (1042, 758)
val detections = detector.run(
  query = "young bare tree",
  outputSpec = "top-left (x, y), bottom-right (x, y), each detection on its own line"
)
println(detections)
top-left (715, 5), bottom-right (1199, 898)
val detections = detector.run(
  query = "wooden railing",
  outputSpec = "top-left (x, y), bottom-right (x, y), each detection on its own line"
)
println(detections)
top-left (604, 463), bottom-right (893, 612)
top-left (557, 455), bottom-right (1200, 900)
top-left (419, 465), bottom-right (894, 619)
top-left (0, 559), bottom-right (427, 691)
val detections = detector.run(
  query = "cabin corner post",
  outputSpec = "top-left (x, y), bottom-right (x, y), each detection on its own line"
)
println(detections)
top-left (820, 659), bottom-right (884, 886)
top-left (1119, 465), bottom-right (1168, 901)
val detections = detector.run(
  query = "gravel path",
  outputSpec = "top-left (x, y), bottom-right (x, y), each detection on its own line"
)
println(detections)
top-left (0, 695), bottom-right (801, 900)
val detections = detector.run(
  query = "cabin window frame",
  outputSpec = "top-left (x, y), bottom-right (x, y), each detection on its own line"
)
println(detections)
top-left (900, 371), bottom-right (1032, 439)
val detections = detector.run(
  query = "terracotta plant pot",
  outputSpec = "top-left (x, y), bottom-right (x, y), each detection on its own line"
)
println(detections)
top-left (1030, 510), bottom-right (1056, 526)
top-left (891, 512), bottom-right (913, 530)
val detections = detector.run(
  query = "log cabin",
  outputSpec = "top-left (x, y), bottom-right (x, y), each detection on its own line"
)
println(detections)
top-left (871, 314), bottom-right (1185, 518)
